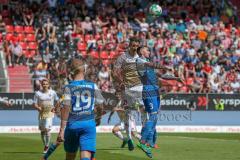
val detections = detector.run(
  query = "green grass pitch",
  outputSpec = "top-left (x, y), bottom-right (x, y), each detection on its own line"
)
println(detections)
top-left (0, 133), bottom-right (240, 160)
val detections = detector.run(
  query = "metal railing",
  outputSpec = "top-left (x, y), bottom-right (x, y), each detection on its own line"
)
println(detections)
top-left (0, 51), bottom-right (9, 92)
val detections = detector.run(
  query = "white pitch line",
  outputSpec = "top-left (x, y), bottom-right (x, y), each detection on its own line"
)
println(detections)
top-left (162, 135), bottom-right (240, 143)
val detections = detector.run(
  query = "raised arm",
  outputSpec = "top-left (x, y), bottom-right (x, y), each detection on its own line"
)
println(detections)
top-left (145, 61), bottom-right (173, 70)
top-left (113, 55), bottom-right (125, 91)
top-left (157, 72), bottom-right (183, 82)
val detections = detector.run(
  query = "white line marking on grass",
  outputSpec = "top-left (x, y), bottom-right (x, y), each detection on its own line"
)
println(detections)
top-left (162, 136), bottom-right (240, 142)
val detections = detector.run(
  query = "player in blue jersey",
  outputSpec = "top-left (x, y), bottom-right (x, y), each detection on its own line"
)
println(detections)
top-left (57, 57), bottom-right (104, 160)
top-left (136, 46), bottom-right (182, 158)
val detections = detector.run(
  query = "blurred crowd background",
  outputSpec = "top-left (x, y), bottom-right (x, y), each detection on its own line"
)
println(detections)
top-left (0, 0), bottom-right (240, 94)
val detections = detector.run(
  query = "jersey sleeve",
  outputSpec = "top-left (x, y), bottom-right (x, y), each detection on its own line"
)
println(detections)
top-left (136, 57), bottom-right (147, 77)
top-left (33, 92), bottom-right (39, 105)
top-left (62, 86), bottom-right (71, 107)
top-left (94, 84), bottom-right (104, 105)
top-left (54, 91), bottom-right (59, 102)
top-left (114, 54), bottom-right (124, 69)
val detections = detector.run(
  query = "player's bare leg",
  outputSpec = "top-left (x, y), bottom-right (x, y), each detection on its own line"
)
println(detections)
top-left (40, 129), bottom-right (51, 153)
top-left (66, 152), bottom-right (77, 160)
top-left (125, 110), bottom-right (135, 151)
top-left (131, 131), bottom-right (141, 141)
top-left (80, 151), bottom-right (92, 160)
top-left (112, 125), bottom-right (128, 148)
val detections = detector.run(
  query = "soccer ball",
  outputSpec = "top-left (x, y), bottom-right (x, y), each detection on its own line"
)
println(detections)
top-left (149, 4), bottom-right (162, 16)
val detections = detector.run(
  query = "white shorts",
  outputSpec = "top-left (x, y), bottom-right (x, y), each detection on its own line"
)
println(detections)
top-left (39, 118), bottom-right (53, 131)
top-left (116, 110), bottom-right (137, 132)
top-left (124, 85), bottom-right (143, 108)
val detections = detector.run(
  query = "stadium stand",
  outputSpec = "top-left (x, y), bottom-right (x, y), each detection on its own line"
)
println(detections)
top-left (7, 65), bottom-right (33, 92)
top-left (0, 0), bottom-right (239, 93)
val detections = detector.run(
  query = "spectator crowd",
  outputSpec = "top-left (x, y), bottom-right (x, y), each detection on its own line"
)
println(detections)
top-left (0, 0), bottom-right (240, 93)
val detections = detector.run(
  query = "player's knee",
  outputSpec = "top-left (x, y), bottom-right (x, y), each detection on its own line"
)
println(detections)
top-left (112, 126), bottom-right (119, 133)
top-left (112, 128), bottom-right (116, 133)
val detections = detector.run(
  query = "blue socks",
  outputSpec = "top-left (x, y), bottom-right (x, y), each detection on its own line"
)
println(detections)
top-left (43, 143), bottom-right (57, 159)
top-left (81, 158), bottom-right (90, 160)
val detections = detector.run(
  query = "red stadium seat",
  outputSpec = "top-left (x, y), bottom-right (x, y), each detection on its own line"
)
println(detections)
top-left (22, 50), bottom-right (30, 57)
top-left (90, 50), bottom-right (99, 59)
top-left (17, 33), bottom-right (26, 41)
top-left (5, 25), bottom-right (14, 33)
top-left (180, 86), bottom-right (188, 92)
top-left (26, 34), bottom-right (36, 42)
top-left (5, 33), bottom-right (13, 41)
top-left (100, 50), bottom-right (108, 59)
top-left (84, 34), bottom-right (91, 42)
top-left (171, 86), bottom-right (179, 92)
top-left (24, 50), bottom-right (36, 58)
top-left (12, 36), bottom-right (19, 42)
top-left (24, 26), bottom-right (34, 33)
top-left (94, 34), bottom-right (101, 40)
top-left (177, 81), bottom-right (184, 87)
top-left (19, 42), bottom-right (27, 50)
top-left (28, 42), bottom-right (38, 50)
top-left (80, 50), bottom-right (87, 58)
top-left (29, 50), bottom-right (37, 57)
top-left (102, 59), bottom-right (111, 66)
top-left (14, 26), bottom-right (24, 33)
top-left (109, 51), bottom-right (118, 59)
top-left (76, 34), bottom-right (84, 41)
top-left (186, 77), bottom-right (194, 85)
top-left (77, 42), bottom-right (87, 51)
top-left (97, 44), bottom-right (104, 50)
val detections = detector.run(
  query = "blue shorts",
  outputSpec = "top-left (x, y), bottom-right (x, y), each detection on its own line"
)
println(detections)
top-left (143, 95), bottom-right (160, 113)
top-left (64, 119), bottom-right (96, 153)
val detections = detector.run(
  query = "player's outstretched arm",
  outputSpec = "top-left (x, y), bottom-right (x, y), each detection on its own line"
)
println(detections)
top-left (145, 62), bottom-right (173, 70)
top-left (159, 76), bottom-right (184, 83)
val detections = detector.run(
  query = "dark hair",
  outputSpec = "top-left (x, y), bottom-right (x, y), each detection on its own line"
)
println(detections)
top-left (129, 37), bottom-right (140, 44)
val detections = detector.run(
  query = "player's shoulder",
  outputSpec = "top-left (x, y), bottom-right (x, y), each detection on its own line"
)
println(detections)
top-left (34, 90), bottom-right (41, 96)
top-left (117, 52), bottom-right (127, 59)
top-left (48, 89), bottom-right (57, 94)
top-left (68, 80), bottom-right (96, 88)
top-left (137, 57), bottom-right (147, 63)
top-left (84, 80), bottom-right (99, 89)
top-left (82, 80), bottom-right (95, 85)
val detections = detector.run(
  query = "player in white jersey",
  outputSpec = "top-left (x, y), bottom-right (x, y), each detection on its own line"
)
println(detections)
top-left (113, 37), bottom-right (143, 151)
top-left (33, 79), bottom-right (59, 153)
